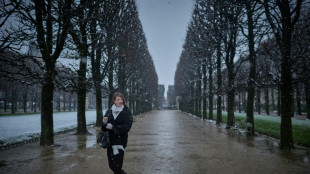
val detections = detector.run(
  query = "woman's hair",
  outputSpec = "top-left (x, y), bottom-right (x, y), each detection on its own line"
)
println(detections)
top-left (110, 92), bottom-right (128, 108)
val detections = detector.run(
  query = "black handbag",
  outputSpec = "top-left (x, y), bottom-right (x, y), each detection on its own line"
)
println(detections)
top-left (97, 131), bottom-right (110, 148)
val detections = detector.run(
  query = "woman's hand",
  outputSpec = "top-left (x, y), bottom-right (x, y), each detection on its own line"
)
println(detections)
top-left (103, 117), bottom-right (108, 124)
top-left (106, 123), bottom-right (113, 129)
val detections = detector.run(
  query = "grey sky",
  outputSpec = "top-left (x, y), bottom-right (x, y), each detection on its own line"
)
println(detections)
top-left (136, 0), bottom-right (194, 92)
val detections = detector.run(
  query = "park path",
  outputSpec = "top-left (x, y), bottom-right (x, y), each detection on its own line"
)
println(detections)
top-left (0, 110), bottom-right (309, 174)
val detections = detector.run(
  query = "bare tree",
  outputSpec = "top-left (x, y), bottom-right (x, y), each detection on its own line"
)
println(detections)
top-left (89, 0), bottom-right (121, 127)
top-left (11, 0), bottom-right (74, 145)
top-left (214, 0), bottom-right (224, 124)
top-left (0, 0), bottom-right (21, 52)
top-left (290, 5), bottom-right (310, 119)
top-left (221, 1), bottom-right (243, 128)
top-left (240, 0), bottom-right (266, 134)
top-left (68, 0), bottom-right (97, 134)
top-left (263, 0), bottom-right (303, 149)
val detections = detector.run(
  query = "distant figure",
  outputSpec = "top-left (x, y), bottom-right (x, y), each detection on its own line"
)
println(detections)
top-left (101, 92), bottom-right (133, 174)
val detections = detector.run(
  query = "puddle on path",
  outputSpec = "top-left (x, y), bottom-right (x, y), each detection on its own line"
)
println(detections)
top-left (0, 110), bottom-right (309, 174)
top-left (0, 125), bottom-right (99, 174)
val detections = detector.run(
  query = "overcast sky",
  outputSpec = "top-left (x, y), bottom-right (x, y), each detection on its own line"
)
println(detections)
top-left (136, 0), bottom-right (194, 94)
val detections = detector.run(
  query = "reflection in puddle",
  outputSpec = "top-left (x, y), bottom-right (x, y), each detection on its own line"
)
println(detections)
top-left (40, 146), bottom-right (55, 158)
top-left (76, 133), bottom-right (96, 150)
top-left (86, 134), bottom-right (96, 148)
top-left (303, 157), bottom-right (309, 163)
top-left (0, 160), bottom-right (7, 167)
top-left (226, 128), bottom-right (310, 165)
top-left (58, 162), bottom-right (78, 173)
top-left (77, 135), bottom-right (86, 150)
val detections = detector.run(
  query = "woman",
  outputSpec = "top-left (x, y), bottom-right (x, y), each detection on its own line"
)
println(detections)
top-left (102, 92), bottom-right (133, 174)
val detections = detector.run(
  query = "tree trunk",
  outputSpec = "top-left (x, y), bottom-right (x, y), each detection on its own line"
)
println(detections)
top-left (247, 82), bottom-right (255, 134)
top-left (245, 2), bottom-right (258, 134)
top-left (279, 50), bottom-right (294, 149)
top-left (222, 96), bottom-right (225, 111)
top-left (4, 94), bottom-right (7, 112)
top-left (279, 22), bottom-right (294, 149)
top-left (215, 8), bottom-right (222, 125)
top-left (271, 88), bottom-right (275, 113)
top-left (76, 55), bottom-right (88, 134)
top-left (95, 84), bottom-right (103, 127)
top-left (216, 92), bottom-right (222, 124)
top-left (57, 95), bottom-right (61, 112)
top-left (63, 92), bottom-right (66, 112)
top-left (291, 87), bottom-right (295, 118)
top-left (22, 87), bottom-right (28, 113)
top-left (108, 62), bottom-right (114, 107)
top-left (11, 87), bottom-right (16, 114)
top-left (195, 86), bottom-right (199, 116)
top-left (137, 100), bottom-right (141, 115)
top-left (34, 98), bottom-right (37, 113)
top-left (40, 72), bottom-right (55, 146)
top-left (36, 0), bottom-right (72, 145)
top-left (11, 101), bottom-right (15, 114)
top-left (118, 56), bottom-right (126, 94)
top-left (68, 0), bottom-right (91, 134)
top-left (295, 83), bottom-right (301, 115)
top-left (197, 66), bottom-right (202, 117)
top-left (203, 58), bottom-right (207, 120)
top-left (203, 97), bottom-right (207, 119)
top-left (73, 99), bottom-right (76, 111)
top-left (190, 83), bottom-right (195, 115)
top-left (31, 97), bottom-right (34, 111)
top-left (243, 92), bottom-right (247, 113)
top-left (227, 91), bottom-right (235, 128)
top-left (263, 0), bottom-right (302, 150)
top-left (256, 88), bottom-right (261, 115)
top-left (197, 81), bottom-right (201, 117)
top-left (238, 92), bottom-right (241, 113)
top-left (277, 86), bottom-right (281, 116)
top-left (129, 97), bottom-right (134, 113)
top-left (208, 58), bottom-right (213, 120)
top-left (69, 93), bottom-right (72, 111)
top-left (130, 81), bottom-right (135, 114)
top-left (133, 100), bottom-right (137, 115)
top-left (89, 8), bottom-right (105, 126)
top-left (305, 81), bottom-right (310, 119)
top-left (226, 68), bottom-right (235, 128)
top-left (223, 0), bottom-right (239, 128)
top-left (265, 87), bottom-right (269, 115)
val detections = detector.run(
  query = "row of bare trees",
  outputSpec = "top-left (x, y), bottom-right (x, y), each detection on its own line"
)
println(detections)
top-left (0, 77), bottom-right (83, 113)
top-left (175, 0), bottom-right (309, 149)
top-left (0, 0), bottom-right (158, 146)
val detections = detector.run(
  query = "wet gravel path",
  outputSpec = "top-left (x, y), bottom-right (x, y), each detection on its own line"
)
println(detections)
top-left (0, 110), bottom-right (309, 174)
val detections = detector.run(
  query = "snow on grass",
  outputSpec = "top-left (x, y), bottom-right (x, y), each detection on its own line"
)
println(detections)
top-left (233, 112), bottom-right (309, 127)
top-left (226, 112), bottom-right (310, 145)
top-left (0, 110), bottom-right (106, 145)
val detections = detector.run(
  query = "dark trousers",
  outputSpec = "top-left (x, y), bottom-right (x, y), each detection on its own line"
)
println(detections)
top-left (107, 146), bottom-right (126, 174)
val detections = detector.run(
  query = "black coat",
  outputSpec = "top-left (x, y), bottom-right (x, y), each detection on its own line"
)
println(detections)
top-left (101, 106), bottom-right (133, 148)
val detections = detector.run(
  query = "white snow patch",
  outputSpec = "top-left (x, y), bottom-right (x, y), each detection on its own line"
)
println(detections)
top-left (0, 110), bottom-right (106, 144)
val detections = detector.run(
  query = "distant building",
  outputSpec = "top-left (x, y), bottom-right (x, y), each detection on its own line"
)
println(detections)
top-left (158, 85), bottom-right (165, 99)
top-left (158, 84), bottom-right (165, 109)
top-left (167, 85), bottom-right (176, 108)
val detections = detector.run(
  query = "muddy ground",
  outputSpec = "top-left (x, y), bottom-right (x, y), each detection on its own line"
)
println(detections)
top-left (0, 110), bottom-right (309, 174)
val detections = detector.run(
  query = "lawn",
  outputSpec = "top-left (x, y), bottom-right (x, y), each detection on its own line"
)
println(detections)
top-left (207, 111), bottom-right (310, 146)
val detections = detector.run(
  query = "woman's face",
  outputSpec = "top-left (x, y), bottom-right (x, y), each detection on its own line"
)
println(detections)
top-left (114, 96), bottom-right (123, 107)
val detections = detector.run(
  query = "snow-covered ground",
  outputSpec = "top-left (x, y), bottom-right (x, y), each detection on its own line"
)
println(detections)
top-left (234, 112), bottom-right (310, 126)
top-left (0, 110), bottom-right (106, 144)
